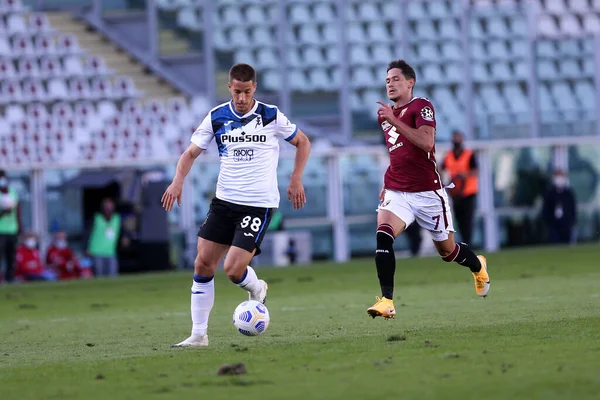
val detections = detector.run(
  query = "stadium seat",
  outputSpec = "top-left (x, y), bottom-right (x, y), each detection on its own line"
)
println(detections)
top-left (28, 13), bottom-right (51, 33)
top-left (303, 46), bottom-right (325, 67)
top-left (34, 34), bottom-right (57, 55)
top-left (550, 82), bottom-right (577, 110)
top-left (298, 25), bottom-right (320, 45)
top-left (12, 34), bottom-right (35, 56)
top-left (414, 20), bottom-right (437, 40)
top-left (407, 1), bottom-right (425, 19)
top-left (479, 85), bottom-right (507, 113)
top-left (510, 18), bottom-right (528, 36)
top-left (371, 43), bottom-right (393, 65)
top-left (470, 41), bottom-right (486, 61)
top-left (287, 48), bottom-right (302, 67)
top-left (545, 0), bottom-right (566, 14)
top-left (560, 15), bottom-right (582, 36)
top-left (69, 77), bottom-right (91, 100)
top-left (57, 34), bottom-right (80, 55)
top-left (177, 8), bottom-right (201, 31)
top-left (322, 25), bottom-right (338, 44)
top-left (0, 57), bottom-right (17, 78)
top-left (344, 3), bottom-right (358, 21)
top-left (220, 6), bottom-right (242, 25)
top-left (593, 0), bottom-right (600, 11)
top-left (487, 18), bottom-right (509, 38)
top-left (313, 3), bottom-right (335, 23)
top-left (381, 2), bottom-right (400, 19)
top-left (47, 78), bottom-right (69, 100)
top-left (7, 13), bottom-right (27, 34)
top-left (91, 77), bottom-right (115, 99)
top-left (357, 3), bottom-right (378, 21)
top-left (417, 42), bottom-right (440, 62)
top-left (22, 79), bottom-right (46, 102)
top-left (63, 56), bottom-right (84, 76)
top-left (472, 63), bottom-right (490, 82)
top-left (510, 40), bottom-right (528, 57)
top-left (256, 48), bottom-right (277, 69)
top-left (291, 69), bottom-right (310, 91)
top-left (570, 0), bottom-right (590, 12)
top-left (289, 4), bottom-right (310, 23)
top-left (26, 102), bottom-right (48, 121)
top-left (367, 23), bottom-right (389, 43)
top-left (536, 40), bottom-right (556, 57)
top-left (559, 59), bottom-right (581, 78)
top-left (234, 48), bottom-right (255, 65)
top-left (350, 67), bottom-right (375, 88)
top-left (252, 27), bottom-right (275, 47)
top-left (559, 38), bottom-right (582, 57)
top-left (583, 58), bottom-right (595, 75)
top-left (0, 37), bottom-right (10, 56)
top-left (422, 64), bottom-right (443, 84)
top-left (439, 20), bottom-right (460, 40)
top-left (574, 81), bottom-right (595, 107)
top-left (246, 6), bottom-right (267, 24)
top-left (322, 46), bottom-right (342, 68)
top-left (470, 19), bottom-right (485, 39)
top-left (18, 58), bottom-right (40, 78)
top-left (445, 63), bottom-right (463, 83)
top-left (503, 83), bottom-right (529, 113)
top-left (538, 84), bottom-right (555, 111)
top-left (349, 46), bottom-right (370, 66)
top-left (52, 102), bottom-right (73, 119)
top-left (5, 104), bottom-right (25, 123)
top-left (537, 60), bottom-right (558, 79)
top-left (488, 40), bottom-right (510, 59)
top-left (491, 62), bottom-right (512, 80)
top-left (347, 23), bottom-right (367, 43)
top-left (583, 14), bottom-right (600, 34)
top-left (114, 76), bottom-right (138, 98)
top-left (156, 0), bottom-right (180, 11)
top-left (428, 1), bottom-right (449, 18)
top-left (538, 15), bottom-right (558, 37)
top-left (39, 56), bottom-right (62, 78)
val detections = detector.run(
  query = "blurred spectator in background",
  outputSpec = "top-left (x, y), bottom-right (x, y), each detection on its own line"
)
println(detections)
top-left (87, 198), bottom-right (121, 277)
top-left (0, 170), bottom-right (22, 283)
top-left (404, 223), bottom-right (422, 257)
top-left (15, 232), bottom-right (57, 282)
top-left (46, 231), bottom-right (84, 280)
top-left (442, 131), bottom-right (478, 244)
top-left (542, 170), bottom-right (577, 244)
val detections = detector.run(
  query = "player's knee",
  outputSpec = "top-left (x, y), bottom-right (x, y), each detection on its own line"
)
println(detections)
top-left (376, 224), bottom-right (395, 256)
top-left (440, 242), bottom-right (460, 262)
top-left (223, 262), bottom-right (245, 282)
top-left (194, 253), bottom-right (215, 276)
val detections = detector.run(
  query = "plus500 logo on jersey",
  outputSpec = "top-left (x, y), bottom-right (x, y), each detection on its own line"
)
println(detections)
top-left (221, 134), bottom-right (267, 143)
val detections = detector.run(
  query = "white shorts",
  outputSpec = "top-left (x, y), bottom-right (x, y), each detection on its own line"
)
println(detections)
top-left (378, 188), bottom-right (455, 242)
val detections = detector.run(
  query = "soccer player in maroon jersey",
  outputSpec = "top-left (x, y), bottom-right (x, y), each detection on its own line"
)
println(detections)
top-left (367, 60), bottom-right (490, 319)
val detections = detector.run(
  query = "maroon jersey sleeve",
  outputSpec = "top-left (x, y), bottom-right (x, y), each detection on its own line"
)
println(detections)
top-left (413, 98), bottom-right (436, 129)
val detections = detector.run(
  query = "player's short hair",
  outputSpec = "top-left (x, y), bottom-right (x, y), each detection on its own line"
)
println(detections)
top-left (387, 60), bottom-right (416, 84)
top-left (229, 63), bottom-right (256, 83)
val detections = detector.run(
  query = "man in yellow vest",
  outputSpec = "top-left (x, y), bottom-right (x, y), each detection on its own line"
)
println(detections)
top-left (87, 198), bottom-right (121, 277)
top-left (442, 131), bottom-right (479, 245)
top-left (0, 170), bottom-right (22, 283)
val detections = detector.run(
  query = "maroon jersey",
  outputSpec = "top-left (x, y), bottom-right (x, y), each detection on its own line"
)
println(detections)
top-left (378, 97), bottom-right (443, 192)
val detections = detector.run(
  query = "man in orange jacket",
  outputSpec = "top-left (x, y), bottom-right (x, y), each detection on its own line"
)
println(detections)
top-left (442, 131), bottom-right (478, 245)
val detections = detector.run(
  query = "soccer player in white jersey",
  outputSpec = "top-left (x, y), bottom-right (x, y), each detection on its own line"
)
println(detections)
top-left (161, 64), bottom-right (311, 347)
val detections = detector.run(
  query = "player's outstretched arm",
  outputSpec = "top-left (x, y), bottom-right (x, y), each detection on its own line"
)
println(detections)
top-left (161, 143), bottom-right (204, 211)
top-left (376, 102), bottom-right (435, 152)
top-left (287, 129), bottom-right (311, 210)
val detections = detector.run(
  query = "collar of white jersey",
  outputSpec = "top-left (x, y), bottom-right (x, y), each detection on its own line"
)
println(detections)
top-left (229, 99), bottom-right (259, 119)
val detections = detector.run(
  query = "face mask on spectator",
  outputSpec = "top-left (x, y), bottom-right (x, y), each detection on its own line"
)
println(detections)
top-left (55, 239), bottom-right (67, 249)
top-left (0, 178), bottom-right (8, 189)
top-left (25, 238), bottom-right (37, 248)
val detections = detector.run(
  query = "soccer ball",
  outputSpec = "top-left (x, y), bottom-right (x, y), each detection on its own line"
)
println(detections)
top-left (233, 300), bottom-right (270, 336)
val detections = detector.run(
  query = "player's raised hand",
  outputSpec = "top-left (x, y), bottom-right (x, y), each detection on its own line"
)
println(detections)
top-left (161, 182), bottom-right (182, 211)
top-left (376, 101), bottom-right (395, 122)
top-left (287, 177), bottom-right (306, 210)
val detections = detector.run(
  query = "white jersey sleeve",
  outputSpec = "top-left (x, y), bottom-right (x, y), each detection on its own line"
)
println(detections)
top-left (275, 109), bottom-right (298, 142)
top-left (190, 114), bottom-right (214, 149)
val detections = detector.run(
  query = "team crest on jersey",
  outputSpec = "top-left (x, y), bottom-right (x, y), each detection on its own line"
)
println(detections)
top-left (421, 106), bottom-right (434, 121)
top-left (400, 108), bottom-right (407, 118)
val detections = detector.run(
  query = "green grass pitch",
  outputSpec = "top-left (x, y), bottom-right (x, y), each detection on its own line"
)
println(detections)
top-left (1, 244), bottom-right (600, 400)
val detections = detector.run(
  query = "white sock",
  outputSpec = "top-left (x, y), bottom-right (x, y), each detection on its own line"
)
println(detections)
top-left (236, 266), bottom-right (261, 294)
top-left (190, 278), bottom-right (214, 337)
